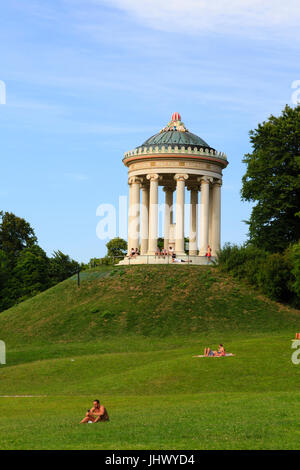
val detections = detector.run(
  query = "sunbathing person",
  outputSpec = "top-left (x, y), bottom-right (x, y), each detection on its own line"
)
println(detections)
top-left (204, 344), bottom-right (225, 357)
top-left (80, 399), bottom-right (109, 423)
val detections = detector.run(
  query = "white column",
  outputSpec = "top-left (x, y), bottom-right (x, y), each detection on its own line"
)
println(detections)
top-left (140, 184), bottom-right (149, 255)
top-left (147, 174), bottom-right (160, 255)
top-left (128, 177), bottom-right (141, 253)
top-left (163, 186), bottom-right (174, 251)
top-left (211, 180), bottom-right (222, 257)
top-left (189, 187), bottom-right (198, 256)
top-left (208, 183), bottom-right (213, 247)
top-left (127, 179), bottom-right (133, 254)
top-left (174, 174), bottom-right (188, 256)
top-left (199, 177), bottom-right (210, 256)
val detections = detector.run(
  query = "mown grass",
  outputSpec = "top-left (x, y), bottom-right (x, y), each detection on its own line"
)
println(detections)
top-left (0, 266), bottom-right (299, 449)
top-left (0, 266), bottom-right (299, 345)
top-left (1, 393), bottom-right (300, 450)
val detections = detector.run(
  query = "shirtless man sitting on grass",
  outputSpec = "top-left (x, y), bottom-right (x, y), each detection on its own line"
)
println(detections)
top-left (80, 399), bottom-right (109, 423)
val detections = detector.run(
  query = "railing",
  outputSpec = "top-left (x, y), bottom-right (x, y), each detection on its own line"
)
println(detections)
top-left (123, 145), bottom-right (228, 161)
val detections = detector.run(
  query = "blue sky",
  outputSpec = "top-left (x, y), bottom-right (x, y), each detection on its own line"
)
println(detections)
top-left (0, 0), bottom-right (299, 262)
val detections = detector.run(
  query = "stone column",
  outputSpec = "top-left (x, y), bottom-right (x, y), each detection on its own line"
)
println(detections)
top-left (211, 179), bottom-right (222, 257)
top-left (189, 186), bottom-right (198, 256)
top-left (128, 176), bottom-right (141, 253)
top-left (208, 183), bottom-right (213, 247)
top-left (199, 177), bottom-right (210, 256)
top-left (163, 186), bottom-right (174, 251)
top-left (147, 174), bottom-right (160, 255)
top-left (140, 184), bottom-right (149, 255)
top-left (127, 179), bottom-right (133, 254)
top-left (174, 174), bottom-right (188, 256)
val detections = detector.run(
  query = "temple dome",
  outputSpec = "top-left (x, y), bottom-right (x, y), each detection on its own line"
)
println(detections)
top-left (136, 113), bottom-right (214, 152)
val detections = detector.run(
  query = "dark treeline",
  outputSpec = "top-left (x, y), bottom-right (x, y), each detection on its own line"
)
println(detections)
top-left (0, 211), bottom-right (80, 312)
top-left (218, 105), bottom-right (300, 307)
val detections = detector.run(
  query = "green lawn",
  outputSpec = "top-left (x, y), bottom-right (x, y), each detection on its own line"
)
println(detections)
top-left (0, 266), bottom-right (299, 449)
top-left (0, 334), bottom-right (300, 449)
top-left (1, 392), bottom-right (299, 450)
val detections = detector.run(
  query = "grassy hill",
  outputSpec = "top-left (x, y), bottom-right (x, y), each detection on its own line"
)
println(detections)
top-left (0, 265), bottom-right (300, 450)
top-left (0, 265), bottom-right (299, 345)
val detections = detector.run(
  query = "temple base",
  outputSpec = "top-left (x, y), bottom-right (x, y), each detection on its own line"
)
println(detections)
top-left (118, 255), bottom-right (216, 266)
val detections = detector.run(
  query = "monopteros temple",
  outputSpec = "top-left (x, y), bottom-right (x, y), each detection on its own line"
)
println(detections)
top-left (120, 113), bottom-right (229, 264)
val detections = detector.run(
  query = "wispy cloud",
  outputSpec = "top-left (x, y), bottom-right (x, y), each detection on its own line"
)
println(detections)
top-left (65, 172), bottom-right (89, 181)
top-left (97, 0), bottom-right (300, 37)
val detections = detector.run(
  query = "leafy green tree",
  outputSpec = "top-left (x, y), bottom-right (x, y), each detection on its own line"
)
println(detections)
top-left (49, 250), bottom-right (80, 284)
top-left (13, 245), bottom-right (50, 301)
top-left (0, 211), bottom-right (37, 264)
top-left (106, 237), bottom-right (127, 258)
top-left (157, 237), bottom-right (164, 251)
top-left (0, 249), bottom-right (10, 310)
top-left (241, 105), bottom-right (300, 252)
top-left (292, 241), bottom-right (300, 300)
top-left (0, 211), bottom-right (81, 312)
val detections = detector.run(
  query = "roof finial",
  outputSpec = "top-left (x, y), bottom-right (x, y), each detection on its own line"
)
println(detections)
top-left (171, 112), bottom-right (181, 122)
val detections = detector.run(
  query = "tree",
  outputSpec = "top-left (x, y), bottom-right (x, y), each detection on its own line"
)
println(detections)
top-left (49, 250), bottom-right (80, 284)
top-left (106, 238), bottom-right (127, 258)
top-left (0, 211), bottom-right (37, 264)
top-left (241, 105), bottom-right (300, 252)
top-left (0, 210), bottom-right (81, 312)
top-left (0, 249), bottom-right (10, 310)
top-left (292, 241), bottom-right (300, 300)
top-left (13, 245), bottom-right (50, 300)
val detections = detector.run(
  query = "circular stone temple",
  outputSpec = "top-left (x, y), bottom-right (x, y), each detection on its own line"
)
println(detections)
top-left (120, 113), bottom-right (229, 264)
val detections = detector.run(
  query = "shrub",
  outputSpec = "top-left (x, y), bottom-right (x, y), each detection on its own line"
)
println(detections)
top-left (259, 252), bottom-right (293, 302)
top-left (218, 243), bottom-right (297, 304)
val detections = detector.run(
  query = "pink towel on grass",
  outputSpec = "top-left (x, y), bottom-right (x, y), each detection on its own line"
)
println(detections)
top-left (193, 353), bottom-right (235, 358)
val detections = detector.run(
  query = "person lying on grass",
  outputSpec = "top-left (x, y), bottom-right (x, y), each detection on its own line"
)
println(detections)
top-left (204, 344), bottom-right (225, 357)
top-left (80, 399), bottom-right (109, 423)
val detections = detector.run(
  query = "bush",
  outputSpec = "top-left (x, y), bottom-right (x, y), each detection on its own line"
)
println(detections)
top-left (218, 243), bottom-right (297, 304)
top-left (259, 252), bottom-right (293, 302)
top-left (218, 243), bottom-right (265, 282)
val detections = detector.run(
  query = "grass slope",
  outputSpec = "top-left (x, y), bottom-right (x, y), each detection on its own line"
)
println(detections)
top-left (0, 265), bottom-right (299, 345)
top-left (0, 266), bottom-right (299, 449)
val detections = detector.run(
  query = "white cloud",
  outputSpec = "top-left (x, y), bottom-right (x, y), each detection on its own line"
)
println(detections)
top-left (65, 173), bottom-right (89, 181)
top-left (97, 0), bottom-right (300, 36)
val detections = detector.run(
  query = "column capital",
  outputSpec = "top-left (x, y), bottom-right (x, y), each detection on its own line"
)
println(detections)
top-left (174, 173), bottom-right (189, 182)
top-left (146, 173), bottom-right (160, 182)
top-left (213, 178), bottom-right (222, 187)
top-left (198, 176), bottom-right (213, 185)
top-left (128, 176), bottom-right (143, 185)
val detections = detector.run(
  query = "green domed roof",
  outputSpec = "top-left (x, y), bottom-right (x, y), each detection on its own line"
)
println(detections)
top-left (140, 130), bottom-right (211, 149)
top-left (136, 113), bottom-right (214, 152)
